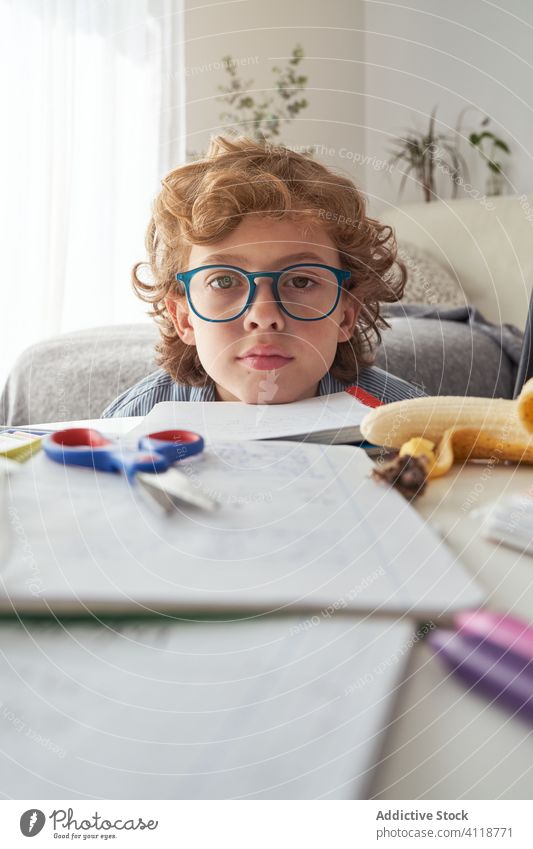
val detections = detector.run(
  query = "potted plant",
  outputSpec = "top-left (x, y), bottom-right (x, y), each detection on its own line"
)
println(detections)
top-left (387, 107), bottom-right (468, 202)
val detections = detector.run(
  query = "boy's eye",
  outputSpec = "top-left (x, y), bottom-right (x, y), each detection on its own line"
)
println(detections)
top-left (284, 275), bottom-right (316, 289)
top-left (208, 274), bottom-right (243, 290)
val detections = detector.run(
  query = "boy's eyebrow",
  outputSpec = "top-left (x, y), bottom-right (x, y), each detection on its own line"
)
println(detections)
top-left (201, 251), bottom-right (331, 266)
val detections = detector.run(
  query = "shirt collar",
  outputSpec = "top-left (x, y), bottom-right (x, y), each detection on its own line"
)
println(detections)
top-left (190, 382), bottom-right (216, 401)
top-left (175, 374), bottom-right (347, 402)
top-left (169, 381), bottom-right (216, 402)
top-left (317, 372), bottom-right (350, 396)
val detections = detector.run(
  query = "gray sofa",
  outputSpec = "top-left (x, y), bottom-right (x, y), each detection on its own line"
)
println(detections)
top-left (0, 307), bottom-right (522, 426)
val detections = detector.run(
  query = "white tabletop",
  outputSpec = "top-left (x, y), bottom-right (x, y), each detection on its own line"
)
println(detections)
top-left (7, 416), bottom-right (533, 798)
top-left (373, 460), bottom-right (533, 799)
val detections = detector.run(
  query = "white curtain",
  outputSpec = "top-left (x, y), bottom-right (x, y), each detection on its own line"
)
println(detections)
top-left (0, 0), bottom-right (185, 389)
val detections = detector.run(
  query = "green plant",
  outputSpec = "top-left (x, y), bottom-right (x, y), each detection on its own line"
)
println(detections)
top-left (468, 117), bottom-right (510, 194)
top-left (216, 45), bottom-right (309, 143)
top-left (387, 107), bottom-right (468, 203)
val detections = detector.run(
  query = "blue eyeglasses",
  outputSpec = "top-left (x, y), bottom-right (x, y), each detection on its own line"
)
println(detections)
top-left (175, 263), bottom-right (352, 323)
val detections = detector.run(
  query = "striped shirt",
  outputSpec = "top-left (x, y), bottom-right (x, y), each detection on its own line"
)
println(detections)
top-left (101, 365), bottom-right (426, 418)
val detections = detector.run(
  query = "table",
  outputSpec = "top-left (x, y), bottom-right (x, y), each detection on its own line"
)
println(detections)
top-left (6, 417), bottom-right (533, 798)
top-left (374, 461), bottom-right (533, 799)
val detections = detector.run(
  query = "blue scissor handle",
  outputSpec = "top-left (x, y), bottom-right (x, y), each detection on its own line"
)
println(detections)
top-left (108, 449), bottom-right (169, 479)
top-left (43, 427), bottom-right (204, 480)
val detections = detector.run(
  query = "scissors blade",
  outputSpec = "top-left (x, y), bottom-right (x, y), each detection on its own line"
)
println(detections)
top-left (136, 469), bottom-right (219, 513)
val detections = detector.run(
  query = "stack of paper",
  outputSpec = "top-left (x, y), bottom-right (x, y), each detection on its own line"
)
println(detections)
top-left (0, 615), bottom-right (413, 799)
top-left (0, 434), bottom-right (484, 800)
top-left (126, 393), bottom-right (371, 445)
top-left (1, 441), bottom-right (483, 618)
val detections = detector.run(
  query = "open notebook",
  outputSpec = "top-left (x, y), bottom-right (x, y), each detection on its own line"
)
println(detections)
top-left (0, 615), bottom-right (413, 799)
top-left (1, 441), bottom-right (483, 618)
top-left (126, 391), bottom-right (374, 445)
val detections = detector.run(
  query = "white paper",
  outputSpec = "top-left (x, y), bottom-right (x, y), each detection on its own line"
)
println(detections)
top-left (126, 393), bottom-right (369, 443)
top-left (0, 616), bottom-right (413, 799)
top-left (478, 494), bottom-right (533, 555)
top-left (1, 441), bottom-right (483, 617)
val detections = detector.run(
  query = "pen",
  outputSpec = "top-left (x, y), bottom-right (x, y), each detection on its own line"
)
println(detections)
top-left (0, 428), bottom-right (54, 436)
top-left (429, 629), bottom-right (533, 724)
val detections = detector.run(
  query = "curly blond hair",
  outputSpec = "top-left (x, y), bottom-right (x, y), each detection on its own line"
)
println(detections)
top-left (133, 134), bottom-right (406, 386)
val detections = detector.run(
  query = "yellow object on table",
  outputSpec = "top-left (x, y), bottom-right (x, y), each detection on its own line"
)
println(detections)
top-left (361, 377), bottom-right (533, 480)
top-left (0, 431), bottom-right (44, 463)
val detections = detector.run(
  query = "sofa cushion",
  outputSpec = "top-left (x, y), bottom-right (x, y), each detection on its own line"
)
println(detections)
top-left (382, 195), bottom-right (533, 329)
top-left (376, 302), bottom-right (522, 399)
top-left (375, 315), bottom-right (515, 398)
top-left (398, 241), bottom-right (467, 308)
top-left (1, 324), bottom-right (159, 426)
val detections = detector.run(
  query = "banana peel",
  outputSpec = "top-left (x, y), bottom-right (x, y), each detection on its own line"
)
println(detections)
top-left (364, 377), bottom-right (533, 493)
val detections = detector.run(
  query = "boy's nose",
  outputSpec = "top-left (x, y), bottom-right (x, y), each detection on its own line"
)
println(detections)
top-left (242, 277), bottom-right (286, 331)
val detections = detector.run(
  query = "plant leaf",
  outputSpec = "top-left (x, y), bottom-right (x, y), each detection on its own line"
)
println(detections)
top-left (494, 139), bottom-right (511, 153)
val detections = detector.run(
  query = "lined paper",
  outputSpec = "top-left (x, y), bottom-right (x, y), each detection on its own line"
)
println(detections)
top-left (0, 441), bottom-right (483, 617)
top-left (0, 615), bottom-right (413, 799)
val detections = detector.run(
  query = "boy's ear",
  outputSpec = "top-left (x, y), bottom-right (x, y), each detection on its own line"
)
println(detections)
top-left (165, 295), bottom-right (196, 346)
top-left (337, 290), bottom-right (361, 343)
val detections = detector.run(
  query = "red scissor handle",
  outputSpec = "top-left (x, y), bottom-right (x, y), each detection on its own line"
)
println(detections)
top-left (147, 429), bottom-right (201, 444)
top-left (49, 428), bottom-right (113, 448)
top-left (140, 429), bottom-right (204, 462)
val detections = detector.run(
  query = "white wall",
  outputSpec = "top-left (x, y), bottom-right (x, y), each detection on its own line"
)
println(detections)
top-left (364, 0), bottom-right (533, 213)
top-left (184, 0), bottom-right (533, 215)
top-left (184, 0), bottom-right (367, 186)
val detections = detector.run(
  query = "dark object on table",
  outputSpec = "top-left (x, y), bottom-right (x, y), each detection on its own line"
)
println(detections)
top-left (372, 451), bottom-right (430, 500)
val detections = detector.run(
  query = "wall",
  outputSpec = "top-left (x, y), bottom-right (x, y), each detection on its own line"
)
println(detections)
top-left (184, 0), bottom-right (367, 187)
top-left (363, 0), bottom-right (533, 213)
top-left (184, 1), bottom-right (533, 215)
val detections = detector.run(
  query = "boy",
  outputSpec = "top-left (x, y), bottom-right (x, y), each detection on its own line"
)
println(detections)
top-left (102, 135), bottom-right (425, 417)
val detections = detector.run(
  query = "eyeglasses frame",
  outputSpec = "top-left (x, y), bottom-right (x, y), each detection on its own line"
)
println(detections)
top-left (175, 263), bottom-right (352, 323)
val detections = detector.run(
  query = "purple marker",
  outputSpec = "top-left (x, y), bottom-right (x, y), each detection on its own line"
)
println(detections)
top-left (454, 610), bottom-right (533, 662)
top-left (429, 629), bottom-right (533, 724)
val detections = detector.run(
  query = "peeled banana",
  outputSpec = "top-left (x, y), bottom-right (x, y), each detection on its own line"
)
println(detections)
top-left (361, 377), bottom-right (533, 479)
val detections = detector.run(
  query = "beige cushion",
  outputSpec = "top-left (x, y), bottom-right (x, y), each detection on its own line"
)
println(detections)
top-left (382, 195), bottom-right (533, 329)
top-left (398, 241), bottom-right (467, 308)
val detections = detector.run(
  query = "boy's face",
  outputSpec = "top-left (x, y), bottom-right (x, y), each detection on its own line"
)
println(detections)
top-left (165, 215), bottom-right (360, 404)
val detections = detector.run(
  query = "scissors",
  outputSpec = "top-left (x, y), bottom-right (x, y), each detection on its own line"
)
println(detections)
top-left (43, 427), bottom-right (204, 476)
top-left (42, 428), bottom-right (217, 512)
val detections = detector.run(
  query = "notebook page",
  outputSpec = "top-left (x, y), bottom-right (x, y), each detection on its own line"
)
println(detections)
top-left (0, 615), bottom-right (413, 799)
top-left (1, 441), bottom-right (483, 617)
top-left (126, 392), bottom-right (368, 443)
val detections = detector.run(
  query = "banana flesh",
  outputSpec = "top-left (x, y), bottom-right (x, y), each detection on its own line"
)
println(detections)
top-left (361, 377), bottom-right (533, 479)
